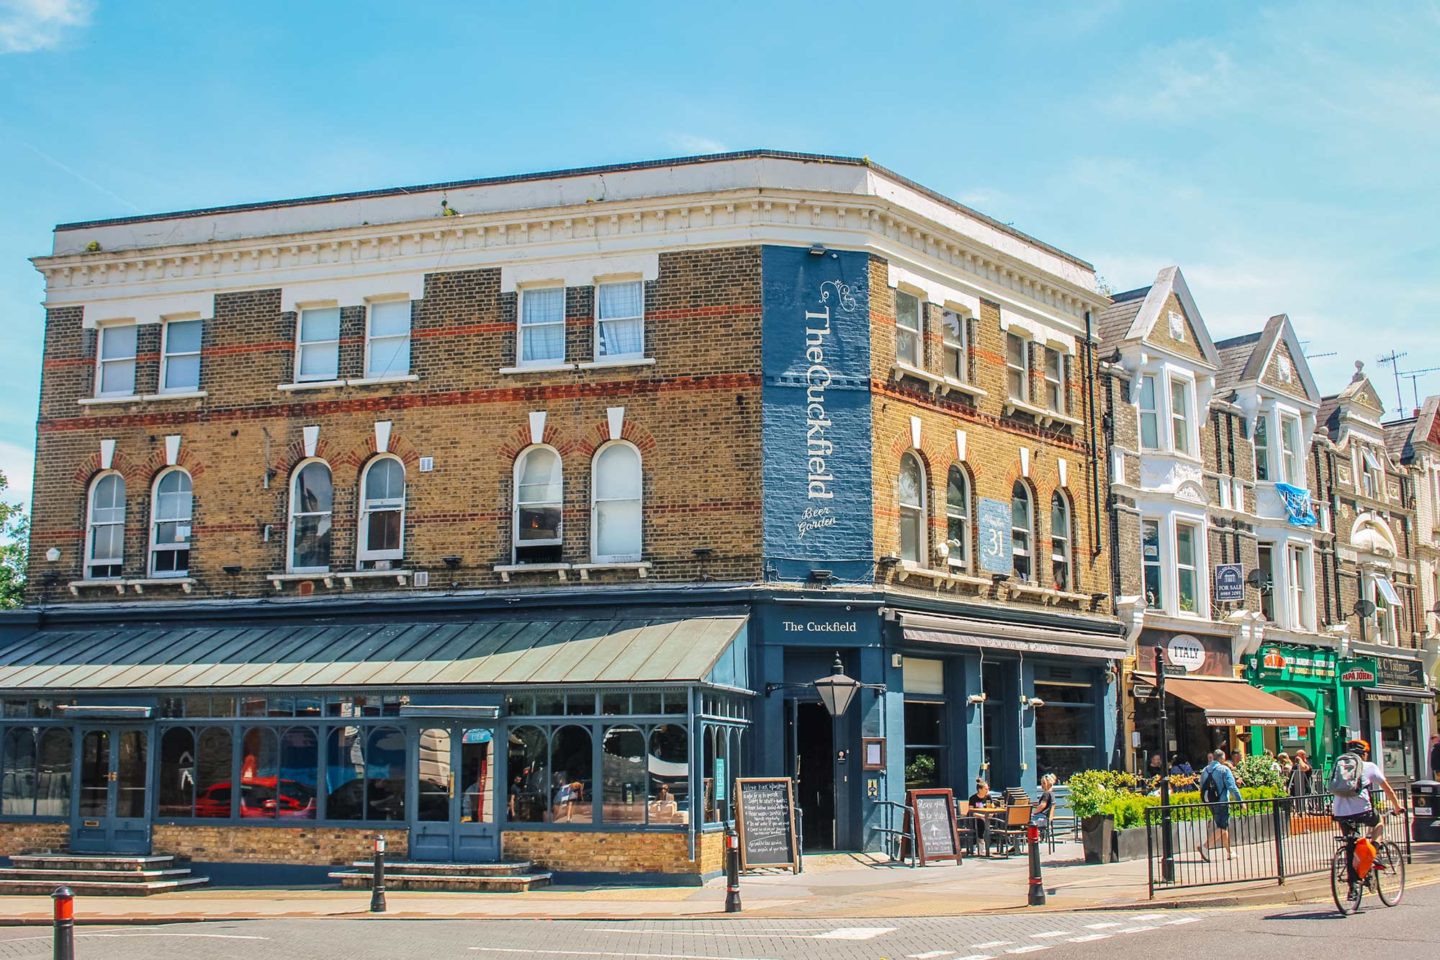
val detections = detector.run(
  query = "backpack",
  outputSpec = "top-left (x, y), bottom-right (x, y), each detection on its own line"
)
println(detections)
top-left (1329, 752), bottom-right (1365, 798)
top-left (1200, 766), bottom-right (1222, 803)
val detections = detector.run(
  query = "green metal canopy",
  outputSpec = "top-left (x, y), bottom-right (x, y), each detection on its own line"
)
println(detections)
top-left (0, 615), bottom-right (748, 693)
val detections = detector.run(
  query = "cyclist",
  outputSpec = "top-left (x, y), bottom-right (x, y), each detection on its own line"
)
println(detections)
top-left (1331, 738), bottom-right (1403, 847)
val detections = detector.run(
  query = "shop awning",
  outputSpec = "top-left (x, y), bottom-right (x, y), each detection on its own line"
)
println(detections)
top-left (1164, 677), bottom-right (1316, 727)
top-left (0, 615), bottom-right (749, 693)
top-left (898, 612), bottom-right (1127, 661)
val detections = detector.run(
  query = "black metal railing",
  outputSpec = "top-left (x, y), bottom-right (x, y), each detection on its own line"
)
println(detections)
top-left (1145, 790), bottom-right (1410, 897)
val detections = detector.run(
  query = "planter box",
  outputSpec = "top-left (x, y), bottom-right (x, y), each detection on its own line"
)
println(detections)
top-left (1112, 826), bottom-right (1149, 862)
top-left (1163, 807), bottom-right (1287, 852)
top-left (1080, 815), bottom-right (1113, 865)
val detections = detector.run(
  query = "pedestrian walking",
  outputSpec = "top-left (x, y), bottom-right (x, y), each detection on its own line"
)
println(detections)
top-left (1429, 734), bottom-right (1440, 779)
top-left (1197, 749), bottom-right (1242, 862)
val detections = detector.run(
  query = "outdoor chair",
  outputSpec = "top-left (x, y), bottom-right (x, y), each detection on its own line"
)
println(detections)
top-left (954, 800), bottom-right (978, 856)
top-left (989, 802), bottom-right (1032, 856)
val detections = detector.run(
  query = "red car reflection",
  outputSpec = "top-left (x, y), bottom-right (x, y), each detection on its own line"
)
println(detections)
top-left (195, 777), bottom-right (317, 818)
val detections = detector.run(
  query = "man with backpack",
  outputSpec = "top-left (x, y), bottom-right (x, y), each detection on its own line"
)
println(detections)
top-left (1197, 748), bottom-right (1243, 862)
top-left (1330, 738), bottom-right (1403, 846)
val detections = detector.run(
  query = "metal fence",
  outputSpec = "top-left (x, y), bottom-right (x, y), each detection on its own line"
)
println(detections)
top-left (1145, 791), bottom-right (1411, 897)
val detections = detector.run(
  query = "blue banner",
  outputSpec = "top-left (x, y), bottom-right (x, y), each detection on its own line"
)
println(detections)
top-left (1275, 482), bottom-right (1318, 527)
top-left (977, 497), bottom-right (1011, 575)
top-left (761, 245), bottom-right (873, 583)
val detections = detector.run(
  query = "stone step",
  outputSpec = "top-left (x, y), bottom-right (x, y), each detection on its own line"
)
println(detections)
top-left (349, 860), bottom-right (537, 877)
top-left (0, 877), bottom-right (209, 897)
top-left (330, 870), bottom-right (551, 893)
top-left (0, 867), bottom-right (193, 882)
top-left (9, 854), bottom-right (178, 872)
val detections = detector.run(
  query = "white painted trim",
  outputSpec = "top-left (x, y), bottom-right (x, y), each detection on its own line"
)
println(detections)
top-left (501, 253), bottom-right (659, 293)
top-left (277, 379), bottom-right (345, 392)
top-left (606, 407), bottom-right (625, 441)
top-left (528, 411), bottom-right (547, 445)
top-left (1058, 458), bottom-right (1068, 488)
top-left (374, 420), bottom-right (392, 453)
top-left (77, 395), bottom-right (142, 406)
top-left (955, 429), bottom-right (967, 462)
top-left (99, 439), bottom-right (115, 469)
top-left (999, 307), bottom-right (1075, 351)
top-left (302, 425), bottom-right (320, 458)
top-left (281, 274), bottom-right (426, 314)
top-left (887, 262), bottom-right (982, 317)
top-left (577, 356), bottom-right (656, 370)
top-left (164, 435), bottom-right (181, 465)
top-left (81, 292), bottom-right (213, 330)
top-left (348, 374), bottom-right (419, 387)
top-left (498, 363), bottom-right (576, 375)
top-left (909, 416), bottom-right (922, 449)
top-left (1020, 447), bottom-right (1031, 478)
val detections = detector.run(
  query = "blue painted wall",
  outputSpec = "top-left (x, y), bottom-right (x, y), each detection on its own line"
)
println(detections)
top-left (761, 245), bottom-right (873, 583)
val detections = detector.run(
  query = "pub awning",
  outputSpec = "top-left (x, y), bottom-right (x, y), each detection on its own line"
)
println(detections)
top-left (1164, 677), bottom-right (1316, 727)
top-left (0, 615), bottom-right (749, 693)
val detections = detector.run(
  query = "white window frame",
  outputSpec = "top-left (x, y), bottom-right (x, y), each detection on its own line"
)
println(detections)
top-left (159, 318), bottom-right (203, 393)
top-left (895, 291), bottom-right (923, 368)
top-left (295, 306), bottom-right (342, 383)
top-left (1174, 519), bottom-right (1203, 616)
top-left (1043, 346), bottom-right (1065, 413)
top-left (513, 444), bottom-right (564, 563)
top-left (287, 458), bottom-right (334, 574)
top-left (591, 440), bottom-right (643, 563)
top-left (1005, 332), bottom-right (1028, 401)
top-left (1168, 373), bottom-right (1193, 456)
top-left (940, 308), bottom-right (968, 382)
top-left (1141, 518), bottom-right (1164, 610)
top-left (1361, 448), bottom-right (1383, 500)
top-left (1138, 374), bottom-right (1160, 450)
top-left (593, 279), bottom-right (646, 362)
top-left (95, 322), bottom-right (138, 397)
top-left (1050, 491), bottom-right (1072, 590)
top-left (1254, 414), bottom-right (1271, 481)
top-left (1280, 414), bottom-right (1301, 485)
top-left (1011, 481), bottom-right (1034, 581)
top-left (1258, 542), bottom-right (1277, 622)
top-left (364, 299), bottom-right (412, 380)
top-left (357, 455), bottom-right (406, 567)
top-left (85, 471), bottom-right (126, 579)
top-left (945, 465), bottom-right (970, 569)
top-left (147, 467), bottom-right (193, 579)
top-left (898, 452), bottom-right (927, 565)
top-left (517, 284), bottom-right (567, 367)
top-left (1287, 544), bottom-right (1314, 632)
top-left (1364, 573), bottom-right (1400, 644)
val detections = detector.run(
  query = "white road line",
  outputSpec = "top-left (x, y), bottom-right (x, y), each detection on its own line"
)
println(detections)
top-left (952, 955), bottom-right (995, 960)
top-left (84, 934), bottom-right (271, 941)
top-left (1005, 947), bottom-right (1051, 955)
top-left (1130, 913), bottom-right (1166, 921)
top-left (907, 952), bottom-right (956, 959)
top-left (1114, 925), bottom-right (1158, 934)
top-left (471, 950), bottom-right (775, 960)
top-left (1167, 917), bottom-right (1202, 925)
top-left (1067, 935), bottom-right (1112, 943)
top-left (1029, 931), bottom-right (1072, 939)
top-left (973, 941), bottom-right (1015, 949)
top-left (815, 927), bottom-right (897, 940)
top-left (1083, 923), bottom-right (1121, 930)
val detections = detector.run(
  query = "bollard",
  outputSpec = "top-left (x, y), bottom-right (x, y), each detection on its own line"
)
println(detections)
top-left (1026, 824), bottom-right (1046, 906)
top-left (370, 834), bottom-right (387, 913)
top-left (724, 827), bottom-right (742, 913)
top-left (52, 886), bottom-right (75, 960)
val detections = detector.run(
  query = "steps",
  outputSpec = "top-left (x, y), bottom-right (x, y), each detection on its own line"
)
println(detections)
top-left (329, 860), bottom-right (552, 893)
top-left (0, 854), bottom-right (209, 896)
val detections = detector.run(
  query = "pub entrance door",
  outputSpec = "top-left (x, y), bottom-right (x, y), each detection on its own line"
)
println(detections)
top-left (71, 727), bottom-right (152, 855)
top-left (410, 725), bottom-right (498, 861)
top-left (788, 701), bottom-right (836, 851)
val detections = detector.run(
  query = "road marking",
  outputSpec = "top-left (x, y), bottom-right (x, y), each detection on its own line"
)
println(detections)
top-left (1067, 935), bottom-right (1112, 943)
top-left (1083, 923), bottom-right (1121, 930)
top-left (472, 950), bottom-right (775, 960)
top-left (951, 955), bottom-right (995, 960)
top-left (973, 941), bottom-right (1014, 949)
top-left (1167, 917), bottom-right (1202, 925)
top-left (1130, 913), bottom-right (1166, 921)
top-left (1114, 926), bottom-right (1158, 934)
top-left (815, 927), bottom-right (896, 940)
top-left (907, 952), bottom-right (956, 959)
top-left (84, 934), bottom-right (271, 941)
top-left (1005, 947), bottom-right (1051, 955)
top-left (1029, 931), bottom-right (1072, 939)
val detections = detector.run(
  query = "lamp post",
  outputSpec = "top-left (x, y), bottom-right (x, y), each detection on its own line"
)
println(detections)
top-left (1155, 644), bottom-right (1174, 883)
top-left (812, 653), bottom-right (885, 851)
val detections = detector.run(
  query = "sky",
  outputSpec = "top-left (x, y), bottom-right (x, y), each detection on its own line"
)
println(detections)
top-left (1, 0), bottom-right (1437, 512)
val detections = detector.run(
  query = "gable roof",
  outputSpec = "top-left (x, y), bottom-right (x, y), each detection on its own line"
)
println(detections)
top-left (1384, 417), bottom-right (1417, 463)
top-left (1211, 314), bottom-right (1320, 404)
top-left (1411, 395), bottom-right (1440, 452)
top-left (1093, 267), bottom-right (1220, 368)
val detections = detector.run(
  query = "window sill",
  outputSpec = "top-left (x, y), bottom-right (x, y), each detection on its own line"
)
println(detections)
top-left (349, 374), bottom-right (419, 387)
top-left (493, 562), bottom-right (572, 583)
top-left (891, 361), bottom-right (944, 390)
top-left (128, 577), bottom-right (196, 594)
top-left (498, 363), bottom-right (577, 375)
top-left (268, 571), bottom-right (336, 590)
top-left (573, 561), bottom-right (651, 580)
top-left (335, 569), bottom-right (413, 589)
top-left (1003, 398), bottom-right (1081, 428)
top-left (278, 379), bottom-right (346, 392)
top-left (938, 377), bottom-right (986, 399)
top-left (77, 394), bottom-right (143, 406)
top-left (68, 578), bottom-right (129, 595)
top-left (577, 357), bottom-right (656, 370)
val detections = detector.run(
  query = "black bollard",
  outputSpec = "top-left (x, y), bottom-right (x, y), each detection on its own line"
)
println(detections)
top-left (370, 834), bottom-right (387, 913)
top-left (1026, 824), bottom-right (1046, 906)
top-left (52, 886), bottom-right (75, 960)
top-left (724, 827), bottom-right (742, 913)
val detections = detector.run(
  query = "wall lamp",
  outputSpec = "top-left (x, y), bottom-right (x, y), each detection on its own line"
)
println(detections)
top-left (808, 569), bottom-right (835, 584)
top-left (991, 573), bottom-right (1010, 585)
top-left (808, 243), bottom-right (827, 256)
top-left (877, 555), bottom-right (901, 567)
top-left (966, 693), bottom-right (987, 705)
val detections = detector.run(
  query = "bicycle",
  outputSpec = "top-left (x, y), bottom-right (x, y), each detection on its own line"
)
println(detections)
top-left (1330, 813), bottom-right (1406, 915)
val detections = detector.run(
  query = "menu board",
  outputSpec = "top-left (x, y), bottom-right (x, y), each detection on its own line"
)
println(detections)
top-left (735, 777), bottom-right (798, 872)
top-left (907, 788), bottom-right (961, 865)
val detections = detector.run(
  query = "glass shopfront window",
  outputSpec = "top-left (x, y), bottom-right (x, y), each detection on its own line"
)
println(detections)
top-left (549, 725), bottom-right (592, 824)
top-left (601, 726), bottom-right (646, 824)
top-left (507, 726), bottom-right (549, 823)
top-left (1034, 680), bottom-right (1098, 782)
top-left (648, 724), bottom-right (689, 825)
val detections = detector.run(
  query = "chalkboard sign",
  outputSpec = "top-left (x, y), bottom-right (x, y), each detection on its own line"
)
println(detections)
top-left (735, 777), bottom-right (799, 872)
top-left (907, 788), bottom-right (961, 865)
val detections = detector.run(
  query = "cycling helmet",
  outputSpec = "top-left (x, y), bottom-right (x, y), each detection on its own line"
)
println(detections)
top-left (1345, 738), bottom-right (1371, 754)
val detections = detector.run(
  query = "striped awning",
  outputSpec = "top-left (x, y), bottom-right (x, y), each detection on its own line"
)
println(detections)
top-left (0, 615), bottom-right (747, 693)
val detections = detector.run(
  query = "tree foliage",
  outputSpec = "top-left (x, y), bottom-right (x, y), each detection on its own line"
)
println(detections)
top-left (0, 471), bottom-right (28, 609)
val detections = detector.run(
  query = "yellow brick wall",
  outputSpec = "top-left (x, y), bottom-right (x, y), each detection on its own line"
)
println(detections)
top-left (502, 829), bottom-right (723, 876)
top-left (0, 821), bottom-right (69, 857)
top-left (151, 824), bottom-right (408, 865)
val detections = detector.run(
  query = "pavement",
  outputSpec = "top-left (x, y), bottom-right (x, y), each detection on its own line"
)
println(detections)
top-left (3, 840), bottom-right (1439, 924)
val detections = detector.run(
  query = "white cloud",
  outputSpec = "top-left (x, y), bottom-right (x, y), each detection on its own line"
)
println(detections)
top-left (0, 0), bottom-right (93, 54)
top-left (1101, 42), bottom-right (1238, 119)
top-left (666, 134), bottom-right (729, 155)
top-left (0, 439), bottom-right (34, 511)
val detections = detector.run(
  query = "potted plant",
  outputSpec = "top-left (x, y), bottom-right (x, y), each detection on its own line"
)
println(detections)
top-left (1067, 770), bottom-right (1124, 863)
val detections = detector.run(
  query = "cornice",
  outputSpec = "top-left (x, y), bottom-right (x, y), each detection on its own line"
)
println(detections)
top-left (34, 188), bottom-right (1104, 327)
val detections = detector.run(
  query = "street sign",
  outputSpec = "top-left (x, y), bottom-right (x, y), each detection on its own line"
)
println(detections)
top-left (1132, 682), bottom-right (1157, 699)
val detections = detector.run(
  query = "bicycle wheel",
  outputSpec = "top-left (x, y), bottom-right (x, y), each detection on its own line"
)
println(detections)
top-left (1332, 848), bottom-right (1362, 915)
top-left (1374, 841), bottom-right (1405, 907)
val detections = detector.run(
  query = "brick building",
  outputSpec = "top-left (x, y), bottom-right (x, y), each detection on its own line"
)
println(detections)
top-left (0, 152), bottom-right (1121, 879)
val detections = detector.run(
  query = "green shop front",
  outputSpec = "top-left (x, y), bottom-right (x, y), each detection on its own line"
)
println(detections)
top-left (1245, 642), bottom-right (1345, 771)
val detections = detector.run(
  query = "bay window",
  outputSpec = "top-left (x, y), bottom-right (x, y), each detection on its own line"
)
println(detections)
top-left (1254, 415), bottom-right (1271, 481)
top-left (1139, 374), bottom-right (1159, 450)
top-left (1176, 521), bottom-right (1200, 614)
top-left (1258, 543), bottom-right (1277, 622)
top-left (1280, 415), bottom-right (1301, 484)
top-left (1169, 376), bottom-right (1192, 455)
top-left (1288, 545), bottom-right (1313, 631)
top-left (1142, 519), bottom-right (1163, 609)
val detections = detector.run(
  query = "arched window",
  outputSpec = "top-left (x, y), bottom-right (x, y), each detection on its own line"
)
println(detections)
top-left (86, 472), bottom-right (126, 579)
top-left (945, 466), bottom-right (970, 569)
top-left (899, 453), bottom-right (926, 565)
top-left (358, 456), bottom-right (405, 568)
top-left (514, 446), bottom-right (563, 564)
top-left (592, 442), bottom-right (642, 562)
top-left (149, 468), bottom-right (193, 578)
top-left (1011, 480), bottom-right (1033, 581)
top-left (1050, 491), bottom-right (1072, 590)
top-left (288, 460), bottom-right (333, 573)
